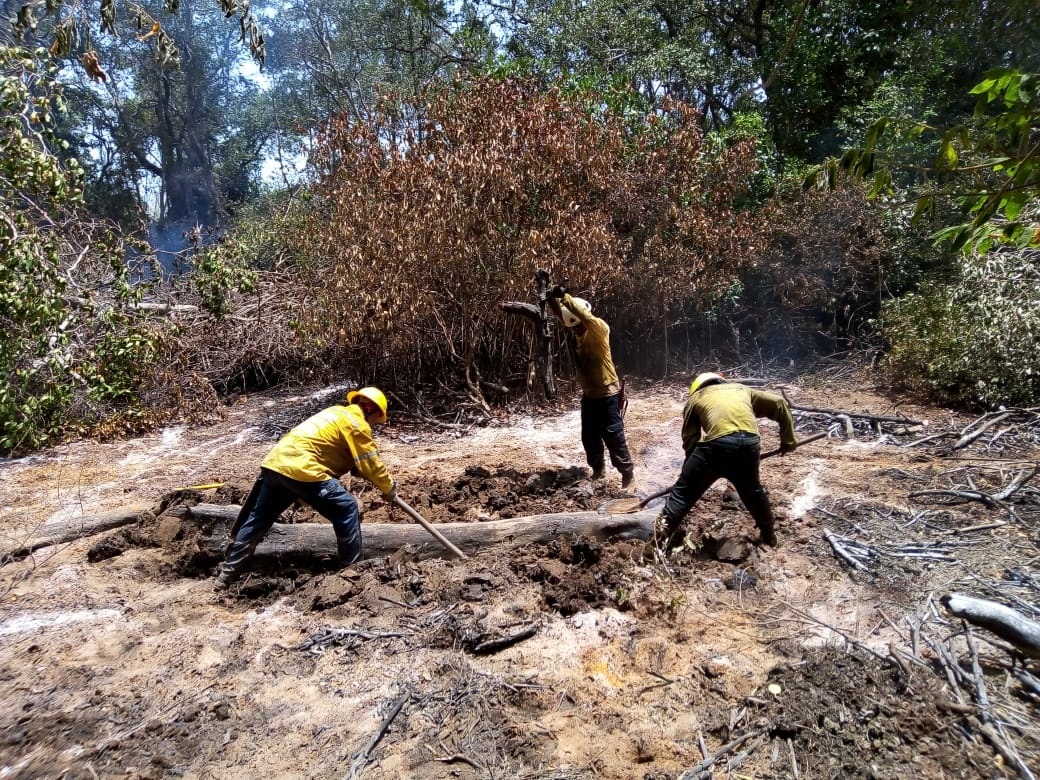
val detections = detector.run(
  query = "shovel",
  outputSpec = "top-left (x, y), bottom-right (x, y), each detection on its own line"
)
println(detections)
top-left (392, 496), bottom-right (469, 559)
top-left (602, 431), bottom-right (829, 514)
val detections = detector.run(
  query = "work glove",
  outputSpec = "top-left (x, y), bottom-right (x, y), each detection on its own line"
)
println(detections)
top-left (384, 481), bottom-right (398, 503)
top-left (548, 284), bottom-right (567, 299)
top-left (780, 440), bottom-right (797, 455)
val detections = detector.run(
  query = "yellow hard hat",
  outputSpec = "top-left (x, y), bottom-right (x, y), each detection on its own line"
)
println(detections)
top-left (347, 386), bottom-right (388, 424)
top-left (689, 372), bottom-right (725, 394)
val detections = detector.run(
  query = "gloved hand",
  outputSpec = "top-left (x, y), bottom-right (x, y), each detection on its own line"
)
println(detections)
top-left (548, 284), bottom-right (567, 299)
top-left (384, 481), bottom-right (398, 503)
top-left (780, 440), bottom-right (797, 455)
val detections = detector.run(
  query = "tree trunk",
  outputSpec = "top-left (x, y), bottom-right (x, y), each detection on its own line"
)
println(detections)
top-left (180, 502), bottom-right (655, 562)
top-left (1, 505), bottom-right (153, 561)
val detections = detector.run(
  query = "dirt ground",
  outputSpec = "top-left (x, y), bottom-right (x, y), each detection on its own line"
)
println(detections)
top-left (2, 368), bottom-right (1039, 779)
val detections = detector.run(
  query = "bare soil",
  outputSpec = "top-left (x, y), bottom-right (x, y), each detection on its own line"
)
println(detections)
top-left (2, 370), bottom-right (1039, 779)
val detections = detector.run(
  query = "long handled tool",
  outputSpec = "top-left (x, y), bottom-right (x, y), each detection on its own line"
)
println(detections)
top-left (602, 431), bottom-right (829, 514)
top-left (392, 496), bottom-right (468, 559)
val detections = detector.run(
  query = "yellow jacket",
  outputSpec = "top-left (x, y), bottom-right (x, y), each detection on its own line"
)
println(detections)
top-left (561, 293), bottom-right (620, 397)
top-left (262, 404), bottom-right (395, 495)
top-left (681, 382), bottom-right (796, 456)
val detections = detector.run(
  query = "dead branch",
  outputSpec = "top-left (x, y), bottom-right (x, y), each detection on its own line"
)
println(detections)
top-left (910, 466), bottom-right (1038, 509)
top-left (677, 731), bottom-right (764, 780)
top-left (181, 502), bottom-right (656, 563)
top-left (286, 627), bottom-right (410, 654)
top-left (822, 528), bottom-right (872, 570)
top-left (941, 594), bottom-right (1040, 659)
top-left (497, 301), bottom-right (541, 321)
top-left (347, 690), bottom-right (410, 780)
top-left (952, 412), bottom-right (1012, 451)
top-left (470, 623), bottom-right (539, 655)
top-left (978, 723), bottom-right (1037, 780)
top-left (778, 605), bottom-right (890, 664)
top-left (1, 505), bottom-right (152, 563)
top-left (638, 670), bottom-right (677, 695)
top-left (908, 488), bottom-right (1004, 508)
top-left (788, 403), bottom-right (922, 427)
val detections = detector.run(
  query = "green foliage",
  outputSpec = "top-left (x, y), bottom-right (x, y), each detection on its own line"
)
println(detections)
top-left (190, 243), bottom-right (258, 317)
top-left (883, 249), bottom-right (1040, 407)
top-left (1, 45), bottom-right (174, 453)
top-left (83, 325), bottom-right (162, 405)
top-left (808, 69), bottom-right (1040, 408)
top-left (812, 69), bottom-right (1040, 254)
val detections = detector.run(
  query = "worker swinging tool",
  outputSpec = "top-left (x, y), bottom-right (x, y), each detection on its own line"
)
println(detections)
top-left (217, 386), bottom-right (464, 590)
top-left (547, 283), bottom-right (636, 489)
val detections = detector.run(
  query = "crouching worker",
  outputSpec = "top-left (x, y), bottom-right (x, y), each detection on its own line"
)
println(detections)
top-left (216, 386), bottom-right (397, 589)
top-left (655, 373), bottom-right (796, 552)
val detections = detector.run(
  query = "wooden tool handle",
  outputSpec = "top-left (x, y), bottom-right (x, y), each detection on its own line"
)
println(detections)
top-left (392, 496), bottom-right (468, 559)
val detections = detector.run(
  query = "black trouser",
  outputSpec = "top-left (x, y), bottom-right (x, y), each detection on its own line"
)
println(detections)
top-left (580, 393), bottom-right (633, 476)
top-left (662, 432), bottom-right (774, 540)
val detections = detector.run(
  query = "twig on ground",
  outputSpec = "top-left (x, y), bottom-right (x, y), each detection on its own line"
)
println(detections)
top-left (677, 731), bottom-right (764, 779)
top-left (346, 690), bottom-right (410, 780)
top-left (638, 670), bottom-right (676, 695)
top-left (823, 528), bottom-right (870, 570)
top-left (286, 627), bottom-right (410, 654)
top-left (470, 623), bottom-right (539, 655)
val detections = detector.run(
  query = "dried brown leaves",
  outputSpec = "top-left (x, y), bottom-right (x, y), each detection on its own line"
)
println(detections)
top-left (292, 76), bottom-right (765, 392)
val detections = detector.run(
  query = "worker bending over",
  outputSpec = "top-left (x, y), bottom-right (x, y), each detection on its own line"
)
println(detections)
top-left (657, 373), bottom-right (797, 550)
top-left (216, 387), bottom-right (397, 589)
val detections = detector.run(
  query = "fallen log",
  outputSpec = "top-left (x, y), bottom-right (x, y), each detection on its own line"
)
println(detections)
top-left (181, 502), bottom-right (656, 562)
top-left (1, 504), bottom-right (152, 562)
top-left (940, 593), bottom-right (1040, 659)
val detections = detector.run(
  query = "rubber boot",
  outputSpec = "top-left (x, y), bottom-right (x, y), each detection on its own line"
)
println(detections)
top-left (214, 564), bottom-right (240, 590)
top-left (337, 534), bottom-right (362, 567)
top-left (215, 537), bottom-right (258, 589)
top-left (754, 510), bottom-right (778, 547)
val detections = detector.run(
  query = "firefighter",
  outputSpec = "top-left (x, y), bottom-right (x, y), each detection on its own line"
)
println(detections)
top-left (215, 386), bottom-right (396, 588)
top-left (656, 372), bottom-right (797, 550)
top-left (548, 286), bottom-right (635, 489)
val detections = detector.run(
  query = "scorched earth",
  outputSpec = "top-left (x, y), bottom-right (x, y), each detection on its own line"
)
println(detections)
top-left (1, 368), bottom-right (1039, 779)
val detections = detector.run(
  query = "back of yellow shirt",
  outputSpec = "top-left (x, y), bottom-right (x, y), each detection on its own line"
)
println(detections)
top-left (681, 383), bottom-right (796, 454)
top-left (562, 294), bottom-right (620, 396)
top-left (262, 405), bottom-right (394, 494)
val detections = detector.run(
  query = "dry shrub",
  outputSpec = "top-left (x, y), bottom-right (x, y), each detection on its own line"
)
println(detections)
top-left (737, 184), bottom-right (890, 357)
top-left (289, 75), bottom-right (764, 394)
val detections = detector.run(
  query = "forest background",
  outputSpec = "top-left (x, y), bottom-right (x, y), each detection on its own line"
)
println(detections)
top-left (1, 0), bottom-right (1038, 454)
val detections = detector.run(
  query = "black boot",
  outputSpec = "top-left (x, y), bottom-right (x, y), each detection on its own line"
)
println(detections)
top-left (337, 534), bottom-right (362, 567)
top-left (755, 512), bottom-right (778, 547)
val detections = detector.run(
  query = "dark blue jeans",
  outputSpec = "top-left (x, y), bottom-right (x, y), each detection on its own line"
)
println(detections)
top-left (222, 468), bottom-right (362, 575)
top-left (580, 393), bottom-right (633, 476)
top-left (662, 432), bottom-right (774, 540)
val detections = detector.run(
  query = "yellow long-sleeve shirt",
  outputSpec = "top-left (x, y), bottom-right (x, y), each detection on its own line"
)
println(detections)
top-left (261, 404), bottom-right (395, 495)
top-left (561, 293), bottom-right (620, 397)
top-left (681, 382), bottom-right (796, 456)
